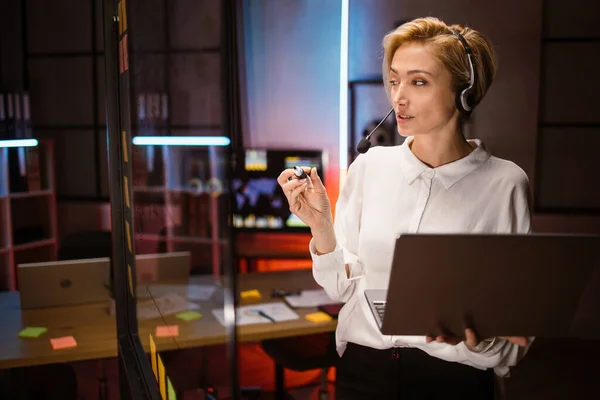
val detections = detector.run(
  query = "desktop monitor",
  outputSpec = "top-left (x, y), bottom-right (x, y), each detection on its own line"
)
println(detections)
top-left (232, 149), bottom-right (325, 232)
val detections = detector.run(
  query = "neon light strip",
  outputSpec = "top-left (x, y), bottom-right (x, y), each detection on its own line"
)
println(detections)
top-left (339, 0), bottom-right (349, 186)
top-left (0, 139), bottom-right (38, 148)
top-left (132, 136), bottom-right (231, 146)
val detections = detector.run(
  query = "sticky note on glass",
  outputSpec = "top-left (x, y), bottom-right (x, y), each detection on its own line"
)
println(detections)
top-left (167, 377), bottom-right (177, 400)
top-left (156, 325), bottom-right (179, 337)
top-left (158, 353), bottom-right (166, 399)
top-left (305, 312), bottom-right (333, 323)
top-left (50, 336), bottom-right (78, 350)
top-left (149, 334), bottom-right (157, 378)
top-left (19, 327), bottom-right (48, 338)
top-left (176, 310), bottom-right (202, 322)
top-left (240, 289), bottom-right (261, 301)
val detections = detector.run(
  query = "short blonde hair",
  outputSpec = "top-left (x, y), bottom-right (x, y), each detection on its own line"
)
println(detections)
top-left (382, 17), bottom-right (497, 110)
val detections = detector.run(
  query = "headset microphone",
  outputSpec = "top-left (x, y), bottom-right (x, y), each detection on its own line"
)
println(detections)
top-left (356, 108), bottom-right (395, 154)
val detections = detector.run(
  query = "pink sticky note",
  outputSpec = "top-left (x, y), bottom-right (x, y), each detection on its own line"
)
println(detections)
top-left (155, 325), bottom-right (179, 337)
top-left (50, 336), bottom-right (77, 350)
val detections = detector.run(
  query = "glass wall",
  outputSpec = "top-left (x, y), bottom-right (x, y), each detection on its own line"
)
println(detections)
top-left (110, 0), bottom-right (239, 398)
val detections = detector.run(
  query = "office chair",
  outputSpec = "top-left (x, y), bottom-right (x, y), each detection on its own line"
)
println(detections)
top-left (261, 332), bottom-right (338, 400)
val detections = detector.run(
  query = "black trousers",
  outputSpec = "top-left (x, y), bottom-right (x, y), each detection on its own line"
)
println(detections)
top-left (336, 342), bottom-right (495, 400)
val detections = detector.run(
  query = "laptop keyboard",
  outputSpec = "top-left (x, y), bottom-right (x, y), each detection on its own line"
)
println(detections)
top-left (374, 301), bottom-right (386, 320)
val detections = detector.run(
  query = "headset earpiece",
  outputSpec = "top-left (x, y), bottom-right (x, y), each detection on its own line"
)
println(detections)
top-left (450, 30), bottom-right (476, 114)
top-left (456, 85), bottom-right (475, 114)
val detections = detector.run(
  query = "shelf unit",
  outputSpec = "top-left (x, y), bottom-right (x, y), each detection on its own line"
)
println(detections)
top-left (0, 139), bottom-right (58, 291)
top-left (132, 144), bottom-right (229, 276)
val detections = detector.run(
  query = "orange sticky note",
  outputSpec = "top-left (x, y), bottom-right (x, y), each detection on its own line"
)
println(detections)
top-left (240, 289), bottom-right (261, 301)
top-left (50, 336), bottom-right (78, 350)
top-left (156, 325), bottom-right (179, 337)
top-left (305, 312), bottom-right (333, 323)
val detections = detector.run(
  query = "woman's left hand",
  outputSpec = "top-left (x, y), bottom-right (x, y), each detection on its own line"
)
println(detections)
top-left (425, 328), bottom-right (529, 350)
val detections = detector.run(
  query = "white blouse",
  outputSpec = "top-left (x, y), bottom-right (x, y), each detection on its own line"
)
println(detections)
top-left (309, 137), bottom-right (532, 377)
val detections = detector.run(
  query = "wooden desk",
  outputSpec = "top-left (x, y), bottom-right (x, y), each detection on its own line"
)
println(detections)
top-left (0, 269), bottom-right (337, 369)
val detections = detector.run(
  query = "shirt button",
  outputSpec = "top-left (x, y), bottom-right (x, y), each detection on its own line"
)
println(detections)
top-left (424, 169), bottom-right (435, 179)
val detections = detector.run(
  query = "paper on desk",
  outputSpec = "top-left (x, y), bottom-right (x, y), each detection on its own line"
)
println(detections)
top-left (187, 284), bottom-right (217, 301)
top-left (212, 302), bottom-right (299, 327)
top-left (137, 294), bottom-right (201, 320)
top-left (284, 289), bottom-right (342, 308)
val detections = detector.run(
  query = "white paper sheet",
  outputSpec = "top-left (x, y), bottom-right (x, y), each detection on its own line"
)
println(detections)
top-left (187, 284), bottom-right (218, 301)
top-left (212, 302), bottom-right (299, 327)
top-left (284, 289), bottom-right (342, 308)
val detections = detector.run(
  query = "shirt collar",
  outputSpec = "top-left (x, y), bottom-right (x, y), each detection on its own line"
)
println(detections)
top-left (399, 136), bottom-right (491, 190)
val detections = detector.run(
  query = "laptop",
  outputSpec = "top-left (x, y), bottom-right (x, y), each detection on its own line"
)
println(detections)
top-left (365, 233), bottom-right (600, 339)
top-left (18, 257), bottom-right (111, 309)
top-left (135, 251), bottom-right (191, 284)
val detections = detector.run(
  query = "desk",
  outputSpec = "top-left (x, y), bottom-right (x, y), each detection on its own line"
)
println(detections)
top-left (0, 269), bottom-right (337, 369)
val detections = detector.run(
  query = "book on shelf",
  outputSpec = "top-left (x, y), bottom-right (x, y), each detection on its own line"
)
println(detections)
top-left (4, 93), bottom-right (15, 140)
top-left (8, 144), bottom-right (42, 193)
top-left (0, 91), bottom-right (33, 140)
top-left (132, 92), bottom-right (167, 187)
top-left (0, 93), bottom-right (5, 140)
top-left (26, 147), bottom-right (41, 191)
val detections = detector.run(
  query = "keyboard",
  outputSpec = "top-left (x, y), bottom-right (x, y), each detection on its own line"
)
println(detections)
top-left (374, 300), bottom-right (386, 320)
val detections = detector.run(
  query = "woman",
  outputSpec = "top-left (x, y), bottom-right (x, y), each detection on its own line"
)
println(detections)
top-left (278, 17), bottom-right (532, 399)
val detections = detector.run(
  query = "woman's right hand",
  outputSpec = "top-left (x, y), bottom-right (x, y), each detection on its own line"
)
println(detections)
top-left (277, 167), bottom-right (332, 231)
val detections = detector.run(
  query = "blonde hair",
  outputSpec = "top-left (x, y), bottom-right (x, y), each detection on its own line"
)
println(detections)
top-left (382, 17), bottom-right (497, 110)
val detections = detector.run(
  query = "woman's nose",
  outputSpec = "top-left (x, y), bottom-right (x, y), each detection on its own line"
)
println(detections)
top-left (393, 85), bottom-right (407, 108)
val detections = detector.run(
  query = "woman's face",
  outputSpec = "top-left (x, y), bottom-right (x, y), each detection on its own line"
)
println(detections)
top-left (389, 42), bottom-right (459, 138)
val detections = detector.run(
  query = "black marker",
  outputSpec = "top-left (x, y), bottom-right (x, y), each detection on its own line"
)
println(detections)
top-left (254, 309), bottom-right (276, 323)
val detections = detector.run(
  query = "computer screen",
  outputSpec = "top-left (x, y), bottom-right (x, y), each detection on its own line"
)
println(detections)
top-left (232, 149), bottom-right (325, 232)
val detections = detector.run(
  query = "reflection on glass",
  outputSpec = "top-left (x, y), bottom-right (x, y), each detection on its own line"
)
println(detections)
top-left (131, 113), bottom-right (234, 398)
top-left (124, 0), bottom-right (238, 396)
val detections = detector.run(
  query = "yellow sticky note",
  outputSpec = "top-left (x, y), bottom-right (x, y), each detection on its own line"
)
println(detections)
top-left (127, 264), bottom-right (134, 297)
top-left (122, 0), bottom-right (128, 31)
top-left (149, 334), bottom-right (157, 379)
top-left (158, 354), bottom-right (166, 400)
top-left (305, 312), bottom-right (333, 323)
top-left (240, 289), bottom-right (261, 301)
top-left (167, 377), bottom-right (177, 400)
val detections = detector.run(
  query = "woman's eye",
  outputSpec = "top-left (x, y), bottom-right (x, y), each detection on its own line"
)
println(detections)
top-left (389, 80), bottom-right (399, 86)
top-left (413, 80), bottom-right (427, 86)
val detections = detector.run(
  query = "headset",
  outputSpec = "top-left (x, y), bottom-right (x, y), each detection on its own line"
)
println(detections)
top-left (450, 29), bottom-right (476, 114)
top-left (357, 28), bottom-right (478, 154)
